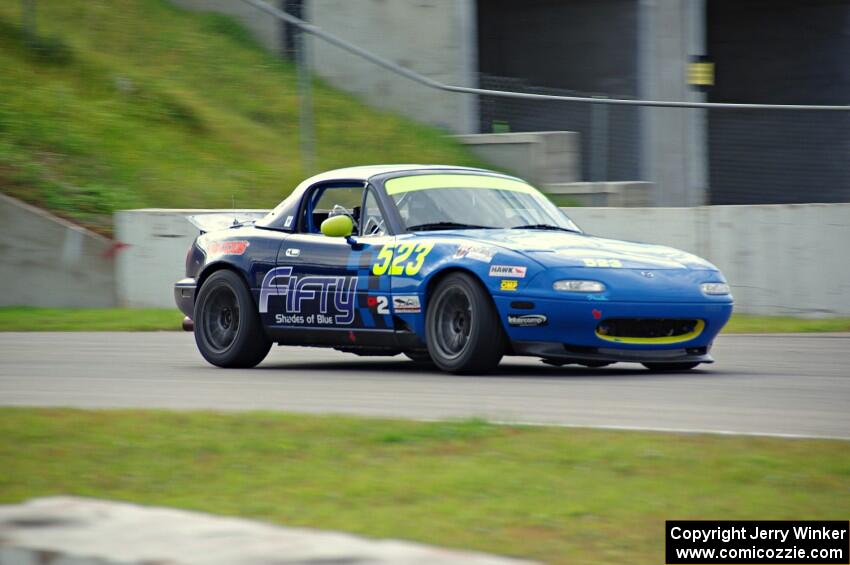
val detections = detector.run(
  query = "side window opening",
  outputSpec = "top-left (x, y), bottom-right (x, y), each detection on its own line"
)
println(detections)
top-left (361, 187), bottom-right (387, 236)
top-left (299, 185), bottom-right (364, 234)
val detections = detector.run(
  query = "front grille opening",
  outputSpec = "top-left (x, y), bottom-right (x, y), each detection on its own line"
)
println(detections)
top-left (597, 318), bottom-right (702, 339)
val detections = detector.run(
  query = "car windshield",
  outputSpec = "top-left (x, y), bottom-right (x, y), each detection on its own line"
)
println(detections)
top-left (385, 174), bottom-right (580, 232)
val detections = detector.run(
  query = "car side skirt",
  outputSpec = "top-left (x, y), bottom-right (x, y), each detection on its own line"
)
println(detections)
top-left (266, 326), bottom-right (425, 351)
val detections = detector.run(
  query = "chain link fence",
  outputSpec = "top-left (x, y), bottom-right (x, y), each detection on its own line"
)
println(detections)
top-left (478, 75), bottom-right (642, 184)
top-left (707, 108), bottom-right (849, 204)
top-left (235, 0), bottom-right (850, 207)
top-left (478, 74), bottom-right (850, 205)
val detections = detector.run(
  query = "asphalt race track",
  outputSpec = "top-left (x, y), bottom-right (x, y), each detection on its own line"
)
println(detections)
top-left (1, 332), bottom-right (848, 439)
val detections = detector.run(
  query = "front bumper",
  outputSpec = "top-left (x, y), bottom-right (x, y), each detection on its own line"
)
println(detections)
top-left (495, 295), bottom-right (733, 352)
top-left (174, 278), bottom-right (196, 318)
top-left (512, 340), bottom-right (713, 365)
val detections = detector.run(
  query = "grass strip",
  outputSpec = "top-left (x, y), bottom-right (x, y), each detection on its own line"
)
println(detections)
top-left (0, 408), bottom-right (847, 564)
top-left (1, 307), bottom-right (848, 333)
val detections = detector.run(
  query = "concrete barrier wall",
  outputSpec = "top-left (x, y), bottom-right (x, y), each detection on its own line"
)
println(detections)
top-left (546, 182), bottom-right (653, 207)
top-left (453, 132), bottom-right (580, 186)
top-left (0, 194), bottom-right (116, 307)
top-left (567, 204), bottom-right (850, 316)
top-left (307, 0), bottom-right (477, 134)
top-left (114, 204), bottom-right (850, 316)
top-left (115, 209), bottom-right (268, 308)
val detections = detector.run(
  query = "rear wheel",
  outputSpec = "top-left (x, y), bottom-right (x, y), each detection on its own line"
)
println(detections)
top-left (642, 362), bottom-right (700, 372)
top-left (426, 272), bottom-right (504, 374)
top-left (194, 270), bottom-right (271, 368)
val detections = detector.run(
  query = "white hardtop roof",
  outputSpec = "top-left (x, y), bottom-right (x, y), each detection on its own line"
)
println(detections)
top-left (296, 164), bottom-right (496, 187)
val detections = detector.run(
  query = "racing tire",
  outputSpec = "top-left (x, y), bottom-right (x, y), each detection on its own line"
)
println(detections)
top-left (426, 272), bottom-right (505, 374)
top-left (194, 270), bottom-right (271, 368)
top-left (403, 351), bottom-right (434, 364)
top-left (642, 362), bottom-right (700, 372)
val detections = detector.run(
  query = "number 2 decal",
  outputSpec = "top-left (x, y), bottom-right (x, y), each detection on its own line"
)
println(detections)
top-left (372, 242), bottom-right (434, 276)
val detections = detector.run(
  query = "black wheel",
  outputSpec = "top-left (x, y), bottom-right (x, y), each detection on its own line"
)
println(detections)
top-left (642, 362), bottom-right (700, 372)
top-left (194, 270), bottom-right (271, 368)
top-left (403, 350), bottom-right (434, 364)
top-left (426, 272), bottom-right (505, 374)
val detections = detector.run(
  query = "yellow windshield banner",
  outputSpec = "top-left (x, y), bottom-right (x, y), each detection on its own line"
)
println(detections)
top-left (384, 174), bottom-right (538, 195)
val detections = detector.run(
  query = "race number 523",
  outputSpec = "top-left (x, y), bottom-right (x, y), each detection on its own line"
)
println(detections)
top-left (372, 243), bottom-right (434, 276)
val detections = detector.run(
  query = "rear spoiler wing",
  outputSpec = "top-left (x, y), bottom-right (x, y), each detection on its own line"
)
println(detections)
top-left (186, 212), bottom-right (269, 234)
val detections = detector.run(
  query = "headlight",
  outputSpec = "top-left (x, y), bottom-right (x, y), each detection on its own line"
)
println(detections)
top-left (553, 280), bottom-right (606, 293)
top-left (700, 282), bottom-right (730, 295)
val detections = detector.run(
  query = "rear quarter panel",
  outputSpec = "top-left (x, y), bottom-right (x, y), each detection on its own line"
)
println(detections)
top-left (191, 228), bottom-right (289, 327)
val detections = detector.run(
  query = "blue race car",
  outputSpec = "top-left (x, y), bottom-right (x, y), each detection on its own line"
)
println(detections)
top-left (175, 165), bottom-right (733, 373)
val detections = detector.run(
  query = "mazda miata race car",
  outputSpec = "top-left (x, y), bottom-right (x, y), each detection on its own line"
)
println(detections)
top-left (175, 165), bottom-right (733, 373)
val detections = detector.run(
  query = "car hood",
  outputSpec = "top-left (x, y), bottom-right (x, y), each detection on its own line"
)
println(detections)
top-left (444, 229), bottom-right (717, 270)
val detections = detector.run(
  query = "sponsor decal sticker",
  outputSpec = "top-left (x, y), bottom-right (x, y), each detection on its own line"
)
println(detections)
top-left (500, 279), bottom-right (519, 291)
top-left (284, 216), bottom-right (294, 228)
top-left (507, 314), bottom-right (548, 327)
top-left (259, 266), bottom-right (358, 326)
top-left (367, 295), bottom-right (390, 314)
top-left (208, 240), bottom-right (250, 255)
top-left (285, 248), bottom-right (300, 257)
top-left (592, 308), bottom-right (603, 320)
top-left (392, 295), bottom-right (421, 313)
top-left (489, 265), bottom-right (527, 278)
top-left (453, 244), bottom-right (497, 263)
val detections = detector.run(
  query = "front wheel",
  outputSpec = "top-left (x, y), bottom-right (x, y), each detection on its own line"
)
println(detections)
top-left (642, 362), bottom-right (700, 372)
top-left (403, 350), bottom-right (434, 364)
top-left (194, 270), bottom-right (271, 368)
top-left (426, 272), bottom-right (505, 374)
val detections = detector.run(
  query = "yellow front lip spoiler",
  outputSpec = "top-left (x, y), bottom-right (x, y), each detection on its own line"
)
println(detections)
top-left (595, 319), bottom-right (705, 345)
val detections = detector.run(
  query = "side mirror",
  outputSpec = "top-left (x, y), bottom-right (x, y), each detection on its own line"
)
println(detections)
top-left (320, 214), bottom-right (354, 238)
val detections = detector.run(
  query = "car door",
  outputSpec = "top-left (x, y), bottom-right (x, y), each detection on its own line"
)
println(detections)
top-left (263, 183), bottom-right (395, 344)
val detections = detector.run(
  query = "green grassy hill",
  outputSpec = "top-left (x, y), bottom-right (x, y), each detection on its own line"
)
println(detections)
top-left (0, 0), bottom-right (482, 234)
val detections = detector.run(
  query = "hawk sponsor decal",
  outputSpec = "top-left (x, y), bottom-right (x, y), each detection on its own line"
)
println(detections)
top-left (453, 244), bottom-right (496, 263)
top-left (207, 240), bottom-right (249, 255)
top-left (507, 314), bottom-right (548, 327)
top-left (489, 265), bottom-right (527, 278)
top-left (259, 266), bottom-right (358, 326)
top-left (392, 295), bottom-right (421, 313)
top-left (500, 279), bottom-right (519, 291)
